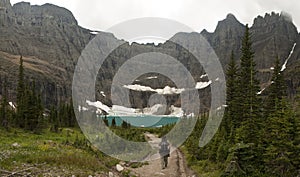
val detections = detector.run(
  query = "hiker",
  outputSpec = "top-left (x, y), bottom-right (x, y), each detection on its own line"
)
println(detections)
top-left (159, 136), bottom-right (170, 169)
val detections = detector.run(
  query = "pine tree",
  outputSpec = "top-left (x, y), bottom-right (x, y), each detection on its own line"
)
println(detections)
top-left (50, 106), bottom-right (59, 132)
top-left (34, 93), bottom-right (44, 133)
top-left (236, 25), bottom-right (262, 144)
top-left (264, 57), bottom-right (286, 116)
top-left (68, 99), bottom-right (76, 127)
top-left (0, 77), bottom-right (9, 128)
top-left (224, 51), bottom-right (240, 143)
top-left (24, 83), bottom-right (35, 131)
top-left (58, 102), bottom-right (65, 127)
top-left (234, 25), bottom-right (263, 174)
top-left (20, 81), bottom-right (44, 132)
top-left (55, 100), bottom-right (77, 128)
top-left (103, 117), bottom-right (109, 126)
top-left (264, 98), bottom-right (296, 176)
top-left (259, 58), bottom-right (299, 175)
top-left (16, 56), bottom-right (25, 128)
top-left (111, 118), bottom-right (116, 127)
top-left (261, 58), bottom-right (287, 153)
top-left (121, 120), bottom-right (128, 129)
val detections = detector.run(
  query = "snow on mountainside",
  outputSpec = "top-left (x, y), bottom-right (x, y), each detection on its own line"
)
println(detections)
top-left (124, 81), bottom-right (212, 95)
top-left (84, 100), bottom-right (185, 117)
top-left (281, 43), bottom-right (297, 71)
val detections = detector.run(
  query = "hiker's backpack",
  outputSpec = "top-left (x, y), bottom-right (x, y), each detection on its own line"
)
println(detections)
top-left (160, 141), bottom-right (169, 154)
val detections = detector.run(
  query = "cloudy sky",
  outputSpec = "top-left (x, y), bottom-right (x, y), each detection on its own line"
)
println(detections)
top-left (10, 0), bottom-right (300, 33)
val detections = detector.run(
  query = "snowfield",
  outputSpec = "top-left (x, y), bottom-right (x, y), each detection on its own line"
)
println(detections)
top-left (281, 43), bottom-right (296, 72)
top-left (123, 84), bottom-right (185, 95)
top-left (124, 80), bottom-right (212, 95)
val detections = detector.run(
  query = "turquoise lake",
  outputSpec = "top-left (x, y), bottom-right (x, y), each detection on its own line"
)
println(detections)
top-left (100, 115), bottom-right (180, 128)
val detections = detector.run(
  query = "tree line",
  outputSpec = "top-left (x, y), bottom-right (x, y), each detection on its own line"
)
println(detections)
top-left (185, 25), bottom-right (300, 176)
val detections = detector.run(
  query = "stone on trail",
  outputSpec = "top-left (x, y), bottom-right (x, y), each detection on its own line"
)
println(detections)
top-left (109, 171), bottom-right (114, 177)
top-left (116, 164), bottom-right (124, 172)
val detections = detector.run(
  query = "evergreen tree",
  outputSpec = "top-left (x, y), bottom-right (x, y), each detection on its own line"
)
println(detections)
top-left (16, 56), bottom-right (25, 128)
top-left (236, 25), bottom-right (262, 144)
top-left (68, 99), bottom-right (76, 127)
top-left (264, 57), bottom-right (286, 116)
top-left (261, 58), bottom-right (288, 156)
top-left (121, 120), bottom-right (128, 129)
top-left (50, 106), bottom-right (59, 132)
top-left (111, 118), bottom-right (116, 127)
top-left (56, 100), bottom-right (77, 128)
top-left (264, 98), bottom-right (296, 176)
top-left (58, 102), bottom-right (66, 127)
top-left (261, 59), bottom-right (298, 175)
top-left (224, 51), bottom-right (240, 143)
top-left (34, 93), bottom-right (44, 133)
top-left (0, 77), bottom-right (9, 128)
top-left (23, 82), bottom-right (43, 131)
top-left (103, 117), bottom-right (109, 126)
top-left (234, 25), bottom-right (263, 174)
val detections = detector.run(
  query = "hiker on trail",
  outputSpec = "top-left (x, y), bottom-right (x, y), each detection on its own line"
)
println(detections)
top-left (159, 136), bottom-right (170, 169)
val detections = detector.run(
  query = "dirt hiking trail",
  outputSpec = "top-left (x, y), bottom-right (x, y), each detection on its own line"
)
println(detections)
top-left (128, 133), bottom-right (196, 177)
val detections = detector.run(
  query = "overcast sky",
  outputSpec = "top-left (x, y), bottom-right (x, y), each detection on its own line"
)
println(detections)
top-left (10, 0), bottom-right (300, 33)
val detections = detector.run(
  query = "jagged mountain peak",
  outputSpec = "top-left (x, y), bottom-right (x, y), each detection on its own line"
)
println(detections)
top-left (214, 13), bottom-right (244, 34)
top-left (250, 11), bottom-right (298, 75)
top-left (253, 11), bottom-right (295, 28)
top-left (251, 11), bottom-right (298, 44)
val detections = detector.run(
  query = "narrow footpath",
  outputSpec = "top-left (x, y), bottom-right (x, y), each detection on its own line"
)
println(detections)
top-left (128, 133), bottom-right (196, 177)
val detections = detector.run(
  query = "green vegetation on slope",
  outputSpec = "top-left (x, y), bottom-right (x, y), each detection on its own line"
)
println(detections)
top-left (0, 128), bottom-right (119, 176)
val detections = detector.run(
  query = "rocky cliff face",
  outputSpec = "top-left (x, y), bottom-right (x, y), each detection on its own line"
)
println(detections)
top-left (201, 13), bottom-right (245, 66)
top-left (0, 0), bottom-right (300, 112)
top-left (0, 0), bottom-right (96, 105)
top-left (250, 12), bottom-right (298, 86)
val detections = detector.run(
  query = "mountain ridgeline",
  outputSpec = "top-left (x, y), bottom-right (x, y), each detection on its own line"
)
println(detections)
top-left (0, 0), bottom-right (300, 112)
